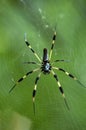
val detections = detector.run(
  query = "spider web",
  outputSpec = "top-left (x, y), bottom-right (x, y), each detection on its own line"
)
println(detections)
top-left (0, 1), bottom-right (86, 130)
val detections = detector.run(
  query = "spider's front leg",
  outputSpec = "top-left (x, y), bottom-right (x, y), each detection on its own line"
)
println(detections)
top-left (51, 70), bottom-right (69, 110)
top-left (33, 72), bottom-right (41, 114)
top-left (52, 67), bottom-right (85, 88)
top-left (9, 68), bottom-right (40, 93)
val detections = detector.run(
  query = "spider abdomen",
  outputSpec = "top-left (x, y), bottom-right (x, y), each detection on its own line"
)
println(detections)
top-left (43, 48), bottom-right (48, 62)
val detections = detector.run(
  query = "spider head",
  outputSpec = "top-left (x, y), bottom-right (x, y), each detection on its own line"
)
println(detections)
top-left (41, 61), bottom-right (51, 74)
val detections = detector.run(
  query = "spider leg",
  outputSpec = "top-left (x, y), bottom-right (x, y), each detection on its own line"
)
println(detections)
top-left (24, 33), bottom-right (41, 63)
top-left (32, 72), bottom-right (41, 114)
top-left (51, 70), bottom-right (69, 110)
top-left (23, 61), bottom-right (41, 66)
top-left (9, 68), bottom-right (40, 93)
top-left (54, 59), bottom-right (70, 62)
top-left (51, 60), bottom-right (70, 65)
top-left (53, 67), bottom-right (85, 88)
top-left (49, 29), bottom-right (56, 60)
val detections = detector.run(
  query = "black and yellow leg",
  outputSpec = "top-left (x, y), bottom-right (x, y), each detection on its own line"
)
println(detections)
top-left (51, 60), bottom-right (70, 65)
top-left (24, 33), bottom-right (41, 63)
top-left (51, 70), bottom-right (69, 110)
top-left (9, 68), bottom-right (40, 93)
top-left (32, 73), bottom-right (41, 114)
top-left (49, 30), bottom-right (56, 60)
top-left (23, 61), bottom-right (41, 66)
top-left (53, 67), bottom-right (85, 88)
top-left (54, 59), bottom-right (70, 62)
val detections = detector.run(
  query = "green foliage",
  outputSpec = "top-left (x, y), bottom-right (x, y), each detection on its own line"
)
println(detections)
top-left (0, 0), bottom-right (86, 130)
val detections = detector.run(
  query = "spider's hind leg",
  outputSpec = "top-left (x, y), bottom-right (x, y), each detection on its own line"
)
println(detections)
top-left (24, 33), bottom-right (41, 63)
top-left (49, 29), bottom-right (56, 60)
top-left (51, 70), bottom-right (69, 110)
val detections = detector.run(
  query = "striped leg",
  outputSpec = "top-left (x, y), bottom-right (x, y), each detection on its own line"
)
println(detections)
top-left (23, 61), bottom-right (41, 66)
top-left (54, 59), bottom-right (70, 62)
top-left (49, 30), bottom-right (56, 60)
top-left (53, 67), bottom-right (85, 88)
top-left (9, 68), bottom-right (40, 93)
top-left (51, 70), bottom-right (69, 110)
top-left (32, 73), bottom-right (41, 114)
top-left (51, 60), bottom-right (70, 65)
top-left (24, 33), bottom-right (41, 63)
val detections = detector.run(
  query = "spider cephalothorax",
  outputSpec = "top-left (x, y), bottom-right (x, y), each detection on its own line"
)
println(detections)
top-left (9, 29), bottom-right (85, 114)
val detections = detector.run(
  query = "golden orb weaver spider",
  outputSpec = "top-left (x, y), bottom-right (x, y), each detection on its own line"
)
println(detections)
top-left (9, 29), bottom-right (85, 114)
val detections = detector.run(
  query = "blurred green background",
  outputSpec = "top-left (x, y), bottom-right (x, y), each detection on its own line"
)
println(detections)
top-left (0, 0), bottom-right (86, 130)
